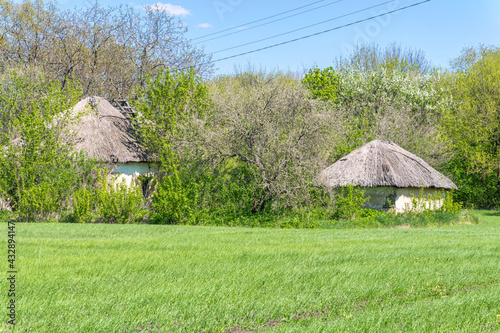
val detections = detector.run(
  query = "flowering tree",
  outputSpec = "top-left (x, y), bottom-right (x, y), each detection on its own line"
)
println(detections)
top-left (303, 64), bottom-right (451, 167)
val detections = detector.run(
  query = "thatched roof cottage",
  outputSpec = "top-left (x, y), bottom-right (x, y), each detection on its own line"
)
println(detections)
top-left (71, 97), bottom-right (155, 181)
top-left (318, 140), bottom-right (457, 212)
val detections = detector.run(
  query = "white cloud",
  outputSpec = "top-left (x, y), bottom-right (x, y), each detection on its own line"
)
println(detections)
top-left (146, 3), bottom-right (191, 17)
top-left (196, 23), bottom-right (213, 28)
top-left (235, 26), bottom-right (247, 31)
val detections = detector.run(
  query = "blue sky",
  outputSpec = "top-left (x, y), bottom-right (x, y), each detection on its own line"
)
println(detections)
top-left (57, 0), bottom-right (499, 75)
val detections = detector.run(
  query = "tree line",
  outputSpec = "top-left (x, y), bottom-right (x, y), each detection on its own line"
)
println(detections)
top-left (0, 0), bottom-right (499, 223)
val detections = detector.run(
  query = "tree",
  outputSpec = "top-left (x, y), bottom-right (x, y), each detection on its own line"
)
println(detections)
top-left (334, 43), bottom-right (433, 73)
top-left (444, 46), bottom-right (500, 175)
top-left (0, 0), bottom-right (213, 99)
top-left (302, 63), bottom-right (451, 166)
top-left (301, 66), bottom-right (339, 102)
top-left (0, 68), bottom-right (98, 220)
top-left (132, 67), bottom-right (211, 223)
top-left (441, 45), bottom-right (500, 208)
top-left (205, 70), bottom-right (336, 213)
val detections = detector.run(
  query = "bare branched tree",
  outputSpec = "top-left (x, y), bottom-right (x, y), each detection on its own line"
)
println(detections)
top-left (334, 43), bottom-right (433, 73)
top-left (203, 71), bottom-right (338, 212)
top-left (0, 0), bottom-right (213, 98)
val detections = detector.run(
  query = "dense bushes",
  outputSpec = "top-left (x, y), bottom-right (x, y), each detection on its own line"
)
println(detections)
top-left (0, 69), bottom-right (99, 221)
top-left (440, 46), bottom-right (500, 208)
top-left (69, 171), bottom-right (148, 224)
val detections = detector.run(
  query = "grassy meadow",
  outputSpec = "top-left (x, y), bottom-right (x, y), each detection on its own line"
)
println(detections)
top-left (1, 211), bottom-right (499, 332)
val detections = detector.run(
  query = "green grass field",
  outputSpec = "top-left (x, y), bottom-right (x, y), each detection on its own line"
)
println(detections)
top-left (2, 211), bottom-right (499, 332)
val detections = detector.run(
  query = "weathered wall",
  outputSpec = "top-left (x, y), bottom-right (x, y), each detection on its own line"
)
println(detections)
top-left (0, 197), bottom-right (11, 211)
top-left (109, 163), bottom-right (157, 197)
top-left (113, 162), bottom-right (157, 176)
top-left (363, 187), bottom-right (445, 213)
top-left (108, 172), bottom-right (157, 199)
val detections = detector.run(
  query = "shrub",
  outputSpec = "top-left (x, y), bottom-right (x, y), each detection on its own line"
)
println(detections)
top-left (0, 209), bottom-right (12, 222)
top-left (17, 182), bottom-right (60, 222)
top-left (151, 169), bottom-right (192, 224)
top-left (95, 173), bottom-right (147, 224)
top-left (332, 185), bottom-right (370, 220)
top-left (71, 187), bottom-right (94, 223)
top-left (0, 69), bottom-right (100, 221)
top-left (440, 190), bottom-right (462, 214)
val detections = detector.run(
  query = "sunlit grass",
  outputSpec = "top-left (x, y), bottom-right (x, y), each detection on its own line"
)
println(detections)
top-left (1, 211), bottom-right (499, 332)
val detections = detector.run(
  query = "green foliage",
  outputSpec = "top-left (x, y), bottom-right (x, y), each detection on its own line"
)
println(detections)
top-left (441, 46), bottom-right (500, 208)
top-left (334, 109), bottom-right (375, 158)
top-left (133, 67), bottom-right (210, 224)
top-left (133, 67), bottom-right (210, 156)
top-left (151, 163), bottom-right (192, 224)
top-left (0, 208), bottom-right (12, 222)
top-left (301, 66), bottom-right (339, 102)
top-left (443, 46), bottom-right (500, 175)
top-left (332, 185), bottom-right (370, 220)
top-left (68, 169), bottom-right (149, 224)
top-left (358, 208), bottom-right (385, 219)
top-left (445, 158), bottom-right (500, 208)
top-left (440, 190), bottom-right (463, 214)
top-left (95, 173), bottom-right (147, 224)
top-left (71, 187), bottom-right (94, 223)
top-left (0, 69), bottom-right (99, 221)
top-left (320, 209), bottom-right (475, 229)
top-left (17, 181), bottom-right (60, 221)
top-left (275, 215), bottom-right (319, 229)
top-left (188, 159), bottom-right (257, 224)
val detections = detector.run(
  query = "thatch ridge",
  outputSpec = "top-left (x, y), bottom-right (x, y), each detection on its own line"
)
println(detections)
top-left (71, 97), bottom-right (150, 163)
top-left (318, 140), bottom-right (457, 190)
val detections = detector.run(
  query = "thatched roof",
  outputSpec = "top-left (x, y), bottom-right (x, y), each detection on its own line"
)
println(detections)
top-left (71, 97), bottom-right (150, 163)
top-left (318, 140), bottom-right (457, 190)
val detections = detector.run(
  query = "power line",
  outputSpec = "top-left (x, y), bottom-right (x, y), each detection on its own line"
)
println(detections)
top-left (192, 0), bottom-right (326, 41)
top-left (194, 0), bottom-right (344, 45)
top-left (206, 0), bottom-right (431, 65)
top-left (211, 0), bottom-right (394, 55)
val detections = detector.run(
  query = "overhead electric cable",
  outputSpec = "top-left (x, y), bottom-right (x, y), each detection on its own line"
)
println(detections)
top-left (210, 0), bottom-right (393, 55)
top-left (194, 0), bottom-right (344, 44)
top-left (205, 0), bottom-right (431, 65)
top-left (192, 0), bottom-right (326, 41)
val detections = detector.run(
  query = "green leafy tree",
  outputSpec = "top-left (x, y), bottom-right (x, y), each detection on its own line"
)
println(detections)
top-left (0, 68), bottom-right (97, 220)
top-left (444, 46), bottom-right (500, 175)
top-left (441, 46), bottom-right (500, 207)
top-left (301, 67), bottom-right (339, 102)
top-left (133, 67), bottom-right (211, 224)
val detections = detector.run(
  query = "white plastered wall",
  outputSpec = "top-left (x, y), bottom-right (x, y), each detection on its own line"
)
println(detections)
top-left (363, 187), bottom-right (445, 213)
top-left (110, 163), bottom-right (157, 191)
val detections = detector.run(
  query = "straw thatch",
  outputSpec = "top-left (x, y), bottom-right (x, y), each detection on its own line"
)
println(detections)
top-left (71, 97), bottom-right (150, 163)
top-left (318, 140), bottom-right (457, 190)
